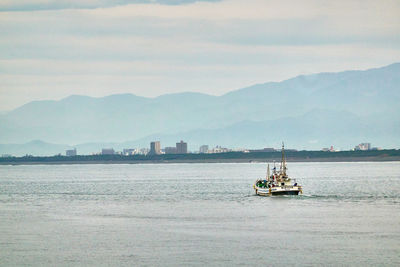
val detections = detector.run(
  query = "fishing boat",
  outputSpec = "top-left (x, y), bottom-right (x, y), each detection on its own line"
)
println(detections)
top-left (253, 143), bottom-right (303, 196)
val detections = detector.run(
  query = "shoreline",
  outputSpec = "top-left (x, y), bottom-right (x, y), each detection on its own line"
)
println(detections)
top-left (1, 150), bottom-right (399, 165)
top-left (1, 156), bottom-right (399, 165)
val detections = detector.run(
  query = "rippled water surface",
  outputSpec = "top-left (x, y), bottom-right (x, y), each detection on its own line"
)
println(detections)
top-left (1, 162), bottom-right (399, 266)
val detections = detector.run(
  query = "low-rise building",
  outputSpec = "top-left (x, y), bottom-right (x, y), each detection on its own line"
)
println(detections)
top-left (209, 146), bottom-right (231, 153)
top-left (66, 148), bottom-right (77, 156)
top-left (139, 148), bottom-right (150, 155)
top-left (102, 148), bottom-right (115, 155)
top-left (123, 148), bottom-right (139, 155)
top-left (354, 143), bottom-right (371, 151)
top-left (231, 148), bottom-right (250, 153)
top-left (199, 145), bottom-right (209, 153)
top-left (165, 147), bottom-right (177, 154)
top-left (322, 146), bottom-right (337, 152)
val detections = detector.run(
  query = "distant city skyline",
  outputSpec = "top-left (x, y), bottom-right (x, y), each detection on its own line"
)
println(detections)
top-left (2, 140), bottom-right (384, 158)
top-left (1, 0), bottom-right (400, 110)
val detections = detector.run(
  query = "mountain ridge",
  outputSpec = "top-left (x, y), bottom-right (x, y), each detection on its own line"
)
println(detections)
top-left (0, 62), bottom-right (399, 155)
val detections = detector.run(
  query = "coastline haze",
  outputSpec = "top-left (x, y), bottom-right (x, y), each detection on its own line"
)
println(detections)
top-left (0, 63), bottom-right (399, 154)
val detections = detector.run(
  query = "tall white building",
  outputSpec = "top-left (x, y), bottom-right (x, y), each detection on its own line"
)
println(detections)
top-left (149, 141), bottom-right (161, 155)
top-left (176, 140), bottom-right (187, 154)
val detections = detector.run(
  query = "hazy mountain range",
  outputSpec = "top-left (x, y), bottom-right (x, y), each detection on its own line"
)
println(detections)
top-left (1, 63), bottom-right (399, 156)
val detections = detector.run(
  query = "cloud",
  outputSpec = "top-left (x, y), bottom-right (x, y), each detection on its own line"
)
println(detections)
top-left (0, 0), bottom-right (400, 110)
top-left (0, 0), bottom-right (221, 11)
top-left (2, 0), bottom-right (399, 46)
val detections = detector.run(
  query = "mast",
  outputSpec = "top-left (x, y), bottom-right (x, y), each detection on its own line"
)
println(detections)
top-left (281, 142), bottom-right (287, 176)
top-left (267, 164), bottom-right (270, 181)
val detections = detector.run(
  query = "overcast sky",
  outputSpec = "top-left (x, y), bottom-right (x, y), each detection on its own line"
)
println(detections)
top-left (1, 0), bottom-right (400, 110)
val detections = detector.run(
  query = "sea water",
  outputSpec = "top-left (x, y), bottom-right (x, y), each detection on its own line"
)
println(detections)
top-left (0, 162), bottom-right (399, 266)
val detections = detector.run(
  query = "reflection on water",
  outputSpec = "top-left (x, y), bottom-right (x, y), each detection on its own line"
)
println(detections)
top-left (1, 162), bottom-right (399, 266)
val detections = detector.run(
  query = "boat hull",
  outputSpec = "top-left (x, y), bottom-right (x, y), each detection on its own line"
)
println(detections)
top-left (270, 190), bottom-right (299, 196)
top-left (254, 186), bottom-right (302, 196)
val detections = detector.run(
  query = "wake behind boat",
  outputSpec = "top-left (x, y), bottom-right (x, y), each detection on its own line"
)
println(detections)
top-left (254, 143), bottom-right (303, 196)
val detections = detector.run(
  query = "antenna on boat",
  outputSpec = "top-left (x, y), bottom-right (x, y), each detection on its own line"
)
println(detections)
top-left (281, 142), bottom-right (287, 175)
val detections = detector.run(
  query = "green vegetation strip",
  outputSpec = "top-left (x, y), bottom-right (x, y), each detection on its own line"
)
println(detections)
top-left (1, 150), bottom-right (400, 164)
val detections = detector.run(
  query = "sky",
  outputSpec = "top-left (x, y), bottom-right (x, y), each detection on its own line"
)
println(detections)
top-left (1, 0), bottom-right (400, 111)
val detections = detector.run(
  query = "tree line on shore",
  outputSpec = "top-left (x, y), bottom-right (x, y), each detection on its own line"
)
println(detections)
top-left (1, 149), bottom-right (399, 163)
